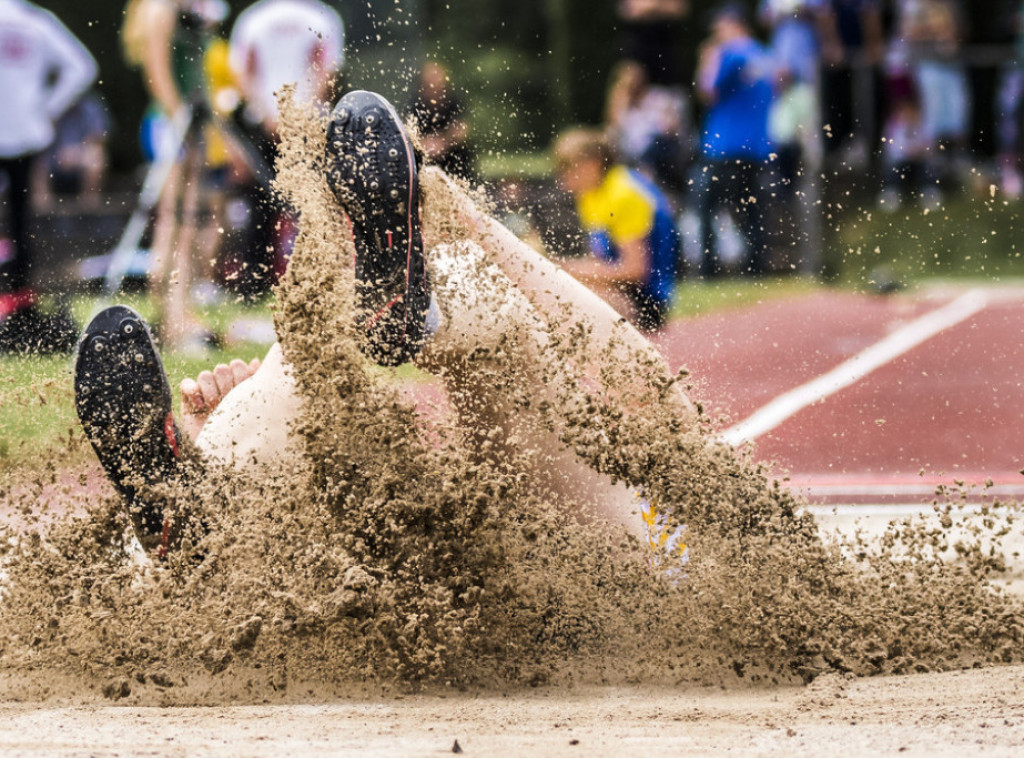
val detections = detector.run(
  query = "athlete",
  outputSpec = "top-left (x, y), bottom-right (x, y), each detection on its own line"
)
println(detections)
top-left (74, 90), bottom-right (692, 560)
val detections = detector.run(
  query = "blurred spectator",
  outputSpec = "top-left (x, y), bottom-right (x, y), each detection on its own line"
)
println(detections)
top-left (617, 0), bottom-right (689, 87)
top-left (30, 91), bottom-right (111, 211)
top-left (0, 0), bottom-right (96, 351)
top-left (228, 0), bottom-right (344, 298)
top-left (409, 61), bottom-right (475, 182)
top-left (229, 0), bottom-right (344, 138)
top-left (694, 3), bottom-right (775, 278)
top-left (122, 0), bottom-right (229, 351)
top-left (553, 128), bottom-right (679, 331)
top-left (604, 59), bottom-right (690, 195)
top-left (760, 0), bottom-right (826, 190)
top-left (898, 0), bottom-right (971, 189)
top-left (997, 1), bottom-right (1024, 198)
top-left (819, 0), bottom-right (884, 161)
top-left (877, 94), bottom-right (935, 210)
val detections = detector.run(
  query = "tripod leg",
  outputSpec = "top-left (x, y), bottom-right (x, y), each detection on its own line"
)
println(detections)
top-left (102, 108), bottom-right (194, 297)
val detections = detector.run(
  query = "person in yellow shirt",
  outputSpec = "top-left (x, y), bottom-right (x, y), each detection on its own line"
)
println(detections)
top-left (554, 128), bottom-right (679, 331)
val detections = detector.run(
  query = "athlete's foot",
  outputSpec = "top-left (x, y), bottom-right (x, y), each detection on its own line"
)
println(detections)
top-left (74, 305), bottom-right (203, 558)
top-left (179, 357), bottom-right (261, 440)
top-left (324, 89), bottom-right (431, 366)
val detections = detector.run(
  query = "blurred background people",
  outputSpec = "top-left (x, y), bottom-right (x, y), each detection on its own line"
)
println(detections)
top-left (228, 0), bottom-right (344, 298)
top-left (409, 61), bottom-right (475, 181)
top-left (553, 128), bottom-right (679, 331)
top-left (229, 0), bottom-right (344, 139)
top-left (604, 59), bottom-right (690, 197)
top-left (877, 91), bottom-right (933, 210)
top-left (0, 0), bottom-right (96, 351)
top-left (30, 90), bottom-right (111, 212)
top-left (760, 0), bottom-right (825, 191)
top-left (819, 0), bottom-right (884, 164)
top-left (899, 0), bottom-right (971, 197)
top-left (617, 0), bottom-right (688, 88)
top-left (694, 3), bottom-right (775, 278)
top-left (121, 0), bottom-right (229, 352)
top-left (996, 1), bottom-right (1024, 198)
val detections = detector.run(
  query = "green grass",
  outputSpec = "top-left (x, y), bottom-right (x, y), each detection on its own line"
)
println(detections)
top-left (669, 276), bottom-right (823, 320)
top-left (1, 295), bottom-right (273, 470)
top-left (824, 191), bottom-right (1024, 288)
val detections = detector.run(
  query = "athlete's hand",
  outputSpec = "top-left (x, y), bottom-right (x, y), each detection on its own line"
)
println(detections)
top-left (179, 357), bottom-right (261, 440)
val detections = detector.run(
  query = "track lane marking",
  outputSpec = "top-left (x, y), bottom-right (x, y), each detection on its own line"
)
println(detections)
top-left (719, 289), bottom-right (989, 446)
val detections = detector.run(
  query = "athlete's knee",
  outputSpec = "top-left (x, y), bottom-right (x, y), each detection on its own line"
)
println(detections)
top-left (426, 240), bottom-right (541, 353)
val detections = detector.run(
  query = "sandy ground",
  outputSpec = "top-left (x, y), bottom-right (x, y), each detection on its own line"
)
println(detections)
top-left (1, 510), bottom-right (1022, 757)
top-left (2, 666), bottom-right (1024, 757)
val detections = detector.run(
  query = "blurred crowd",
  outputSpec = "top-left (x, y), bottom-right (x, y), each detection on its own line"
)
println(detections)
top-left (545, 0), bottom-right (1024, 330)
top-left (2, 0), bottom-right (1024, 348)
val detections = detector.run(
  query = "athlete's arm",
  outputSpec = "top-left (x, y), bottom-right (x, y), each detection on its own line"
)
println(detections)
top-left (560, 237), bottom-right (648, 286)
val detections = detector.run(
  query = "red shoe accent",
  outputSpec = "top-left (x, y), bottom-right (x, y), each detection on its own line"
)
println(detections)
top-left (164, 412), bottom-right (180, 458)
top-left (0, 288), bottom-right (37, 320)
top-left (385, 229), bottom-right (393, 248)
top-left (364, 294), bottom-right (403, 331)
top-left (157, 519), bottom-right (171, 560)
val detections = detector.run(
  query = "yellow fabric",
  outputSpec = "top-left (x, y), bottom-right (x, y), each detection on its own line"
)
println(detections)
top-left (638, 493), bottom-right (689, 572)
top-left (203, 38), bottom-right (235, 167)
top-left (206, 39), bottom-right (235, 95)
top-left (577, 165), bottom-right (656, 245)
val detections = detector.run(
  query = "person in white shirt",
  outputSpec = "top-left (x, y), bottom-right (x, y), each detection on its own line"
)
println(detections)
top-left (227, 0), bottom-right (344, 298)
top-left (0, 0), bottom-right (96, 332)
top-left (229, 0), bottom-right (345, 135)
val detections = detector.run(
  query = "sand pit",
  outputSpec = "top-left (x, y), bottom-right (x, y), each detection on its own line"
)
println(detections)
top-left (2, 666), bottom-right (1024, 756)
top-left (4, 103), bottom-right (1024, 754)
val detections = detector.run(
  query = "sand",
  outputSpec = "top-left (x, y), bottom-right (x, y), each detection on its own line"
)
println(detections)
top-left (2, 666), bottom-right (1024, 756)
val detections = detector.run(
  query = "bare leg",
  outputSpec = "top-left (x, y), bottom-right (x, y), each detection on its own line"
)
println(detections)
top-left (417, 242), bottom-right (644, 540)
top-left (148, 160), bottom-right (181, 308)
top-left (420, 167), bottom-right (694, 420)
top-left (160, 143), bottom-right (203, 348)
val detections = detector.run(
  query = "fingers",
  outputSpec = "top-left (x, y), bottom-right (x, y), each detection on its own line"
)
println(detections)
top-left (180, 357), bottom-right (261, 417)
top-left (213, 363), bottom-right (235, 400)
top-left (180, 376), bottom-right (206, 414)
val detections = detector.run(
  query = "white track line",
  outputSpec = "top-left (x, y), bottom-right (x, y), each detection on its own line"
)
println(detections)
top-left (805, 503), bottom-right (1015, 518)
top-left (719, 289), bottom-right (989, 446)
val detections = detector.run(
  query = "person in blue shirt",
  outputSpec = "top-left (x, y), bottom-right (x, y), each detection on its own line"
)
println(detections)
top-left (694, 3), bottom-right (776, 277)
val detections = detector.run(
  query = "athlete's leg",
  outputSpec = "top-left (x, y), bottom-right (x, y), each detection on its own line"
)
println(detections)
top-left (183, 240), bottom-right (645, 539)
top-left (160, 143), bottom-right (203, 349)
top-left (417, 241), bottom-right (644, 540)
top-left (419, 167), bottom-right (694, 421)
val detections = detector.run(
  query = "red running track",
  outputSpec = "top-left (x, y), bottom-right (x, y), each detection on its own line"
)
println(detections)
top-left (653, 288), bottom-right (1024, 505)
